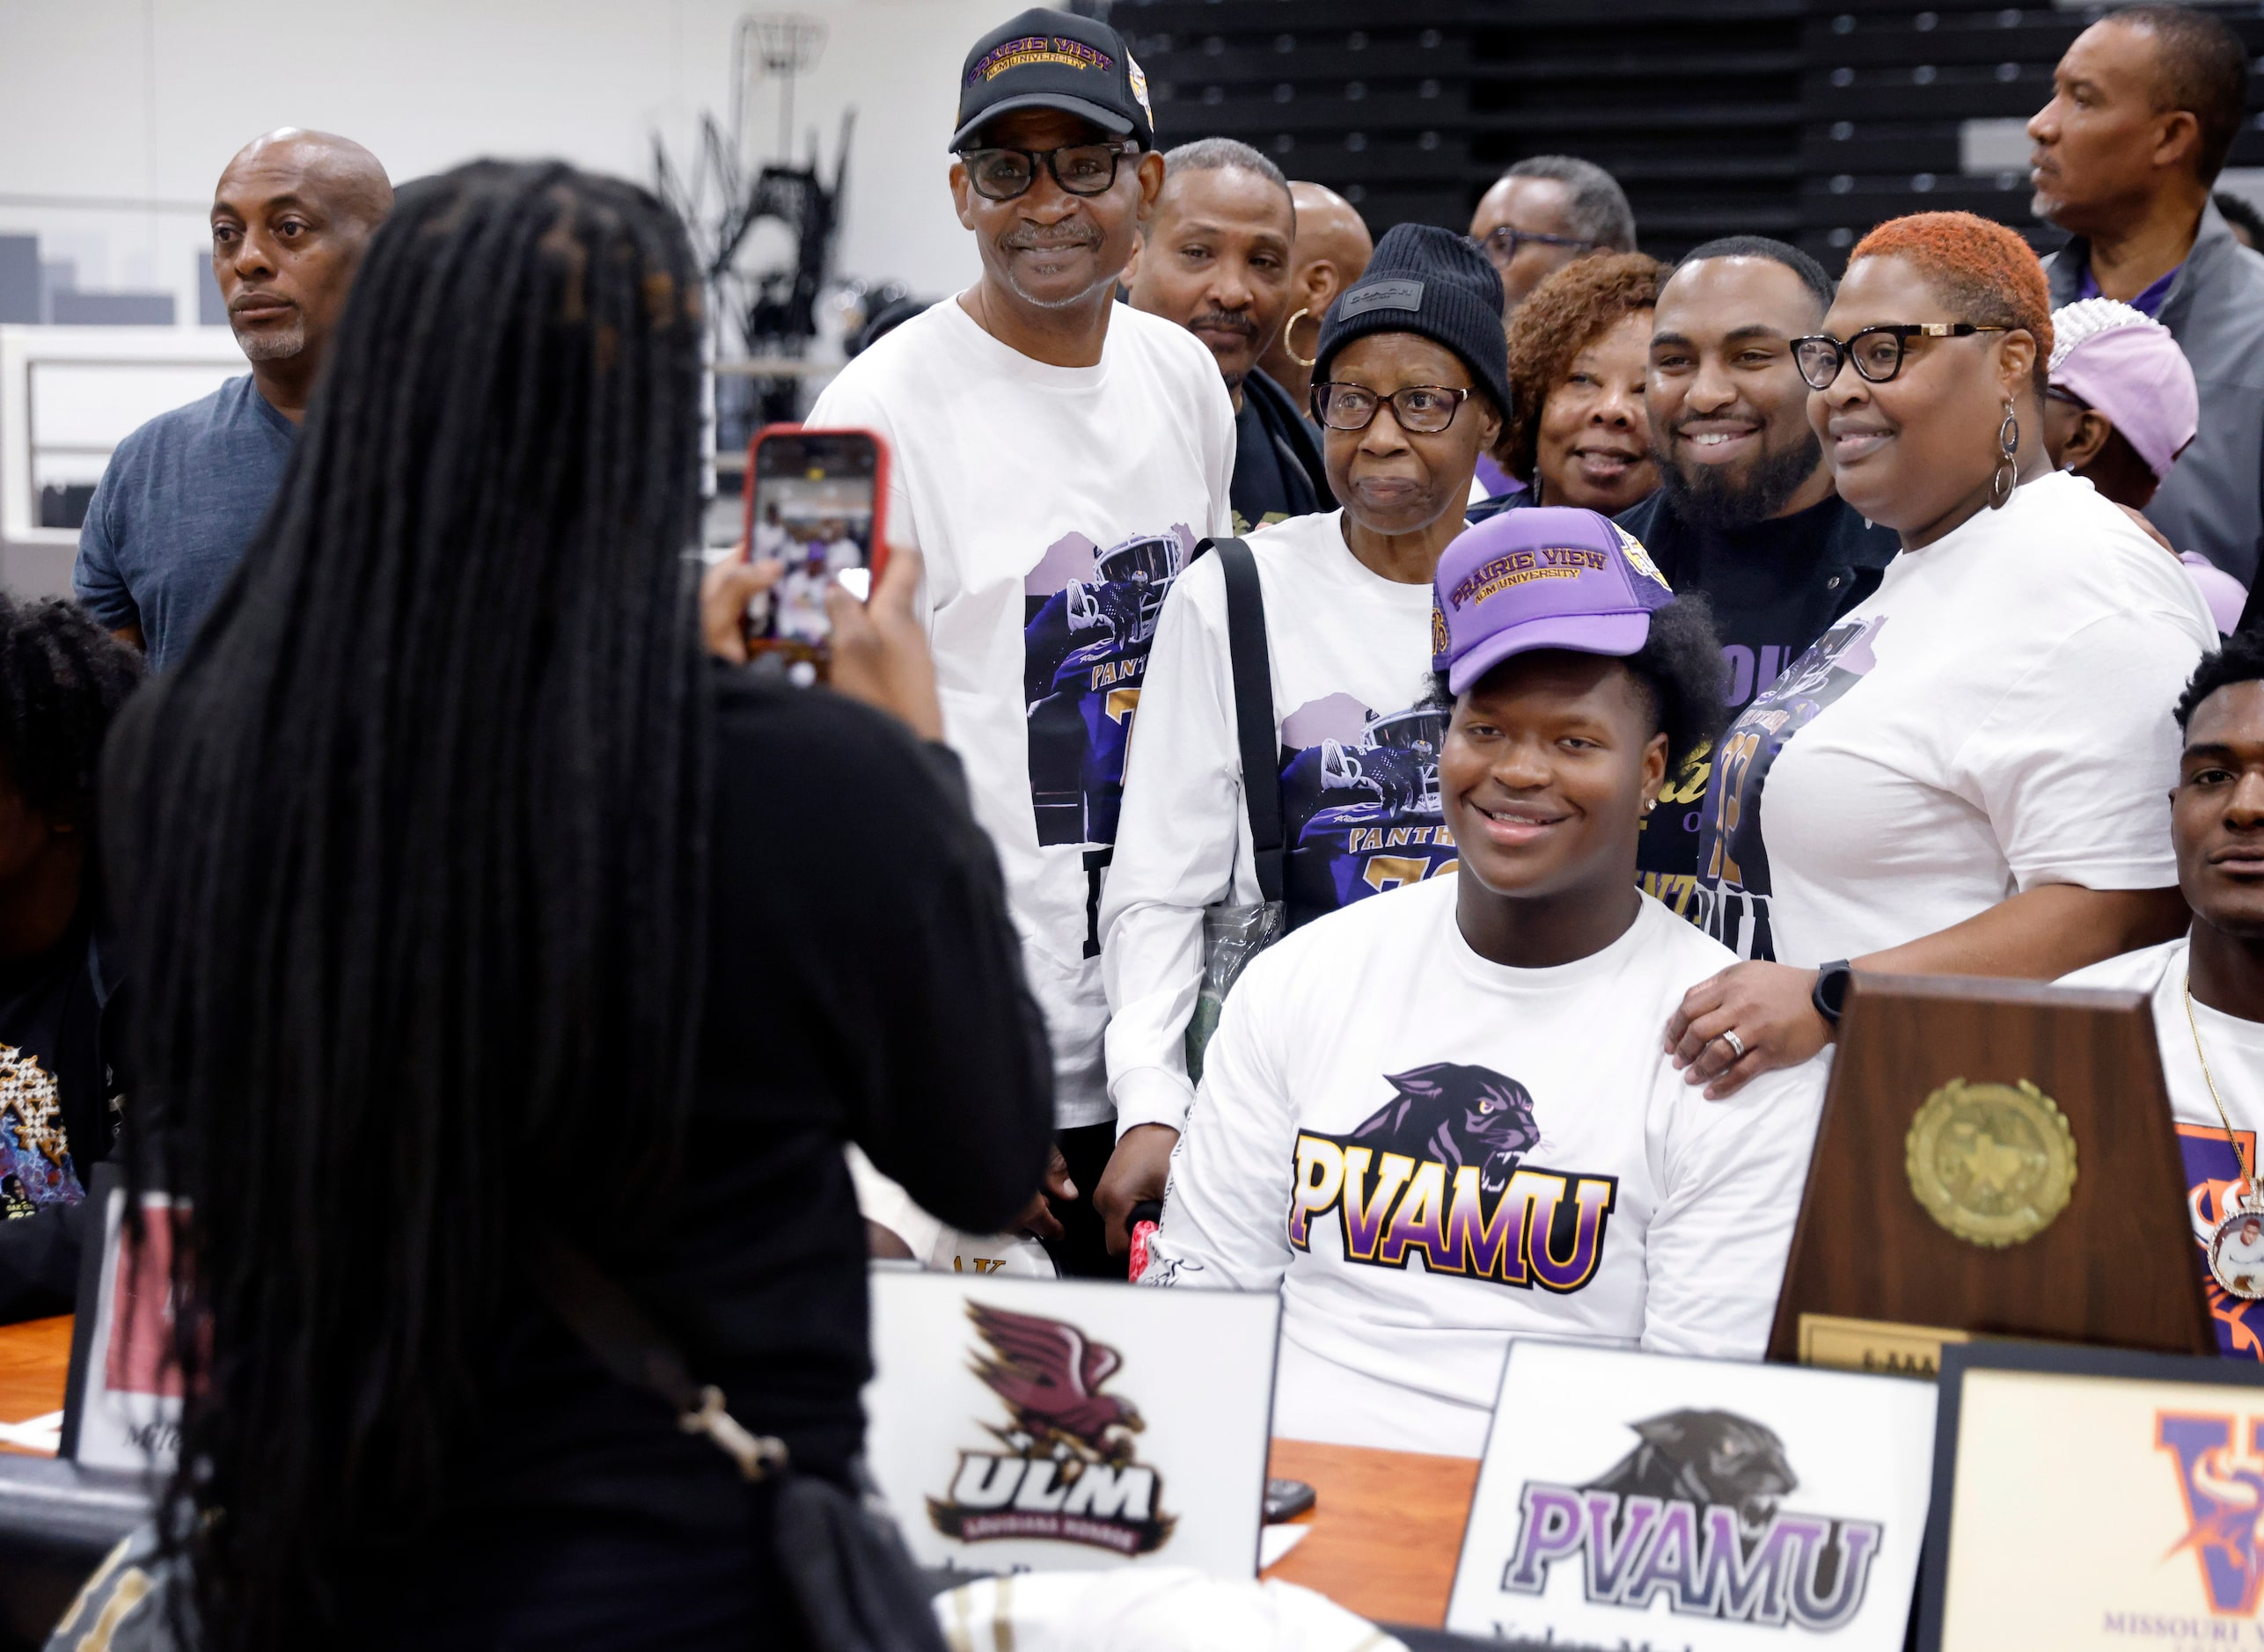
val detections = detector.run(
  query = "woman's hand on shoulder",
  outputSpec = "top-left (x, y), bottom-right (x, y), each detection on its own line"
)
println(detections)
top-left (1664, 961), bottom-right (1831, 1099)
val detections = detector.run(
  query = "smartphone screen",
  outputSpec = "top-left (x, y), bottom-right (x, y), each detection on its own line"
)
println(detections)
top-left (743, 428), bottom-right (886, 673)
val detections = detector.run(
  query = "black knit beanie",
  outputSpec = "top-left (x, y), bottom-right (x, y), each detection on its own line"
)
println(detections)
top-left (1313, 223), bottom-right (1513, 423)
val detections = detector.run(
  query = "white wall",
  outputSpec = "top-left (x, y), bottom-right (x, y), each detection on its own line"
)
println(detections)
top-left (0, 0), bottom-right (1020, 328)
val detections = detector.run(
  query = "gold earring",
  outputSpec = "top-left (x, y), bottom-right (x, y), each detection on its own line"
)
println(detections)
top-left (1282, 306), bottom-right (1318, 369)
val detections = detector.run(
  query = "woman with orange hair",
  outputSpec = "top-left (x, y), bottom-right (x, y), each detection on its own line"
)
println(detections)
top-left (1482, 252), bottom-right (1665, 515)
top-left (1666, 210), bottom-right (2216, 1093)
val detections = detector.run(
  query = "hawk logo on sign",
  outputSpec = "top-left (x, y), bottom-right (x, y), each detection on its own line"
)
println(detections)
top-left (2158, 1412), bottom-right (2264, 1614)
top-left (1502, 1409), bottom-right (1882, 1629)
top-left (927, 1302), bottom-right (1176, 1556)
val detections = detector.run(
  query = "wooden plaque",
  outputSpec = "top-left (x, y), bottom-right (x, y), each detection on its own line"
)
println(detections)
top-left (1767, 973), bottom-right (2213, 1362)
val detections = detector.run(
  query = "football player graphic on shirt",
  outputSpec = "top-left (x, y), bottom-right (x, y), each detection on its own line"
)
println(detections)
top-left (1279, 696), bottom-right (1459, 921)
top-left (1024, 528), bottom-right (1192, 848)
top-left (1691, 615), bottom-right (1885, 961)
top-left (0, 1045), bottom-right (80, 1222)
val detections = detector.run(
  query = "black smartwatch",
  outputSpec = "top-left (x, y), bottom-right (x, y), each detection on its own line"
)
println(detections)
top-left (1812, 959), bottom-right (1854, 1027)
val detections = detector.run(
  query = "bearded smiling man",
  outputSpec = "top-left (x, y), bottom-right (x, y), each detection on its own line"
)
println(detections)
top-left (74, 129), bottom-right (391, 672)
top-left (1123, 139), bottom-right (1329, 530)
top-left (1617, 237), bottom-right (1897, 919)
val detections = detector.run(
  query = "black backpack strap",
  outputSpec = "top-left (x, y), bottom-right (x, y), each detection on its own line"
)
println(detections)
top-left (1198, 537), bottom-right (1284, 905)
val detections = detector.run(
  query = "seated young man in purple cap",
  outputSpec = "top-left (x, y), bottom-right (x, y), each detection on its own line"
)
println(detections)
top-left (1138, 508), bottom-right (1828, 1458)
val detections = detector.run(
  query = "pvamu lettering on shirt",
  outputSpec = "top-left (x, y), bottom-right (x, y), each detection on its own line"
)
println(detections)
top-left (1289, 1131), bottom-right (1619, 1291)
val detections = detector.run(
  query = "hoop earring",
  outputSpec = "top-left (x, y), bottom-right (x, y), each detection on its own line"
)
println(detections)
top-left (1988, 398), bottom-right (2020, 510)
top-left (1282, 306), bottom-right (1318, 369)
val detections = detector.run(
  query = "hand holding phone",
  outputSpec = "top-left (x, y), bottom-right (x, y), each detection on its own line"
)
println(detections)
top-left (824, 543), bottom-right (943, 742)
top-left (741, 426), bottom-right (889, 683)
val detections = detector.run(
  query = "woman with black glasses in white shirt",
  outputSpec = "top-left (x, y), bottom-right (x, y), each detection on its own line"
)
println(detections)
top-left (1671, 211), bottom-right (2214, 1095)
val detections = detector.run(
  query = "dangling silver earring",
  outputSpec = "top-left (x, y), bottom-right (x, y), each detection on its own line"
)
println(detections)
top-left (1989, 398), bottom-right (2020, 509)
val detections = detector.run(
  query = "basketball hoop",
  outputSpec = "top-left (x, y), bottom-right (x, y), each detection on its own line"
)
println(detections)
top-left (744, 13), bottom-right (826, 159)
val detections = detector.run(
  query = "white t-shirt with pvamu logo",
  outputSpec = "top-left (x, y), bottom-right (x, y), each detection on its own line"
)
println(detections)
top-left (1101, 508), bottom-right (1451, 1137)
top-left (806, 300), bottom-right (1235, 1127)
top-left (1140, 877), bottom-right (1827, 1458)
top-left (1689, 471), bottom-right (2214, 966)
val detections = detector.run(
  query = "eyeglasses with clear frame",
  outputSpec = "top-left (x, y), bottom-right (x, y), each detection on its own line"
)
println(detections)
top-left (1471, 225), bottom-right (1597, 270)
top-left (1311, 381), bottom-right (1475, 435)
top-left (1791, 323), bottom-right (2013, 391)
top-left (956, 141), bottom-right (1143, 201)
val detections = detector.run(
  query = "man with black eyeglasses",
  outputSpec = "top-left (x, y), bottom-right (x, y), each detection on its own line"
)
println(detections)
top-left (1466, 156), bottom-right (1636, 501)
top-left (805, 8), bottom-right (1234, 1278)
top-left (1469, 156), bottom-right (1638, 318)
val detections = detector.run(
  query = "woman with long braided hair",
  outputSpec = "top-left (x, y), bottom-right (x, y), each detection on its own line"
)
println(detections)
top-left (105, 161), bottom-right (1051, 1648)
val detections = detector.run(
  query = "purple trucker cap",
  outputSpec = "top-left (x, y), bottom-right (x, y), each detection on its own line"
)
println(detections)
top-left (1432, 507), bottom-right (1675, 694)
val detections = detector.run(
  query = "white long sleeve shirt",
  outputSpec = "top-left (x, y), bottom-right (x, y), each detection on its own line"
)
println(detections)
top-left (1099, 509), bottom-right (1447, 1137)
top-left (806, 300), bottom-right (1235, 1126)
top-left (1139, 879), bottom-right (1828, 1458)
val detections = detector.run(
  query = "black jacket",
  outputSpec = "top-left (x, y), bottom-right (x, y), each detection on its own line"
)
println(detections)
top-left (1234, 368), bottom-right (1331, 529)
top-left (1615, 488), bottom-right (1898, 618)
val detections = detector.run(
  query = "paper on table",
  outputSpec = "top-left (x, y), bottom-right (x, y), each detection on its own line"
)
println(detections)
top-left (0, 1410), bottom-right (62, 1454)
top-left (1257, 1524), bottom-right (1308, 1569)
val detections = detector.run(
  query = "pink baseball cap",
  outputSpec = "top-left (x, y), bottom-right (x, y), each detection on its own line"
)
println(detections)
top-left (2048, 303), bottom-right (2199, 483)
top-left (1432, 508), bottom-right (1675, 694)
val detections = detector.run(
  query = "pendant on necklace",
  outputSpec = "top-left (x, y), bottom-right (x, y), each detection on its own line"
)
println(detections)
top-left (2210, 1181), bottom-right (2264, 1299)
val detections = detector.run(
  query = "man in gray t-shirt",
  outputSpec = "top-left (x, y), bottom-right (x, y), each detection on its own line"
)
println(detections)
top-left (75, 128), bottom-right (390, 670)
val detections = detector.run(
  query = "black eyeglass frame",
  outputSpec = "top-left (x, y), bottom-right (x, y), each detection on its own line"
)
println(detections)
top-left (954, 140), bottom-right (1145, 201)
top-left (1309, 381), bottom-right (1476, 435)
top-left (1791, 323), bottom-right (2014, 391)
top-left (1471, 226), bottom-right (1598, 267)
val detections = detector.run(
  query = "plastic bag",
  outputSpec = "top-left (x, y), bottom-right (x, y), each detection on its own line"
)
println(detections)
top-left (1183, 899), bottom-right (1287, 1083)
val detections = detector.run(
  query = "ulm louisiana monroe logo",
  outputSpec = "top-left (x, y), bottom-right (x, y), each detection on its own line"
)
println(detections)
top-left (1293, 1064), bottom-right (1617, 1290)
top-left (1504, 1409), bottom-right (1883, 1630)
top-left (927, 1302), bottom-right (1176, 1557)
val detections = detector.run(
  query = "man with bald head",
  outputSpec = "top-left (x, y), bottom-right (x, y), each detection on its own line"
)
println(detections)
top-left (75, 128), bottom-right (391, 669)
top-left (1255, 179), bottom-right (1372, 412)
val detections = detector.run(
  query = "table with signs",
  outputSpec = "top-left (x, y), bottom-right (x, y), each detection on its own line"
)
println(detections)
top-left (0, 1312), bottom-right (1482, 1623)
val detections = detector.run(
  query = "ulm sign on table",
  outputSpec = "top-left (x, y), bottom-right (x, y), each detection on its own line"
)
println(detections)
top-left (863, 1268), bottom-right (1279, 1576)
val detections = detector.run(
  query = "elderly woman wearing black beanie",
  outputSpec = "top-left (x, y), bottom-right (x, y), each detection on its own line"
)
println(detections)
top-left (1092, 223), bottom-right (1513, 1244)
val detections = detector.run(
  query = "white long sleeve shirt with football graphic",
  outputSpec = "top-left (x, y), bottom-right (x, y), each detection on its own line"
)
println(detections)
top-left (1099, 508), bottom-right (1449, 1137)
top-left (1139, 878), bottom-right (1828, 1458)
top-left (806, 300), bottom-right (1235, 1127)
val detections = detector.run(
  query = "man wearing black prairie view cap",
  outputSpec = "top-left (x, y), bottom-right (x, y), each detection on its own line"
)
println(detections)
top-left (1096, 223), bottom-right (1509, 1249)
top-left (1627, 237), bottom-right (1896, 925)
top-left (806, 7), bottom-right (1234, 1278)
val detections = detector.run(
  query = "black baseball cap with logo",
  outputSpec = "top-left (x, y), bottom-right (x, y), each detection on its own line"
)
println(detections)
top-left (950, 7), bottom-right (1156, 152)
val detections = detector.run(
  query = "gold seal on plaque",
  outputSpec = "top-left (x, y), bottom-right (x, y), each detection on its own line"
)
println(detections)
top-left (1904, 1078), bottom-right (2077, 1248)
